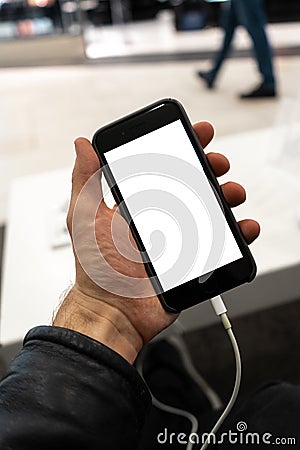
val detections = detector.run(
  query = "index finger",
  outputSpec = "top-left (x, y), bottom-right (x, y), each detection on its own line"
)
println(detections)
top-left (193, 121), bottom-right (214, 148)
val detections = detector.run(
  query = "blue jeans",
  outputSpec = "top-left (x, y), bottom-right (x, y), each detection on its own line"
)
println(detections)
top-left (210, 0), bottom-right (275, 87)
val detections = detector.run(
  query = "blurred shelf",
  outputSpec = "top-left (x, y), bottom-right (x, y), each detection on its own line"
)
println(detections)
top-left (0, 33), bottom-right (85, 66)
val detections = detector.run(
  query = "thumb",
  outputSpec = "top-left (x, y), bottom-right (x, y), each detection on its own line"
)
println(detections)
top-left (67, 137), bottom-right (102, 234)
top-left (72, 137), bottom-right (101, 199)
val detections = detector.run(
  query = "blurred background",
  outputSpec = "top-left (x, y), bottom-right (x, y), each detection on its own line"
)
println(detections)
top-left (0, 0), bottom-right (300, 401)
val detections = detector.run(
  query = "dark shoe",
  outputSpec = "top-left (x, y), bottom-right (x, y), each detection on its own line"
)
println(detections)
top-left (197, 70), bottom-right (215, 89)
top-left (136, 335), bottom-right (222, 450)
top-left (239, 83), bottom-right (277, 99)
top-left (136, 334), bottom-right (222, 415)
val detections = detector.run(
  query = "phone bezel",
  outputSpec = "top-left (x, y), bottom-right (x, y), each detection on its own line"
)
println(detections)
top-left (92, 98), bottom-right (256, 312)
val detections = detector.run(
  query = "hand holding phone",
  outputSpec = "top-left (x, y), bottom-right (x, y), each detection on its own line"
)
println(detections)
top-left (92, 99), bottom-right (258, 312)
top-left (64, 107), bottom-right (259, 356)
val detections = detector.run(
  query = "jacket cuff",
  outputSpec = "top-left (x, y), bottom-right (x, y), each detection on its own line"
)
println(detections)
top-left (24, 325), bottom-right (151, 424)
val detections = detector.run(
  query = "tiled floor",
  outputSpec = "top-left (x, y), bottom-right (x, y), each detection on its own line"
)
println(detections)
top-left (1, 53), bottom-right (299, 225)
top-left (1, 16), bottom-right (300, 225)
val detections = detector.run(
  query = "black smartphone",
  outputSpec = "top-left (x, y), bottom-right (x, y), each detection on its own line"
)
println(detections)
top-left (92, 98), bottom-right (256, 312)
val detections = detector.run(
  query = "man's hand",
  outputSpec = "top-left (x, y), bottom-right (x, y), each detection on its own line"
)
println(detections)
top-left (53, 122), bottom-right (260, 363)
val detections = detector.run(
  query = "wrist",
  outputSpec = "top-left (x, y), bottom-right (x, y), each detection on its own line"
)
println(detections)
top-left (53, 286), bottom-right (143, 363)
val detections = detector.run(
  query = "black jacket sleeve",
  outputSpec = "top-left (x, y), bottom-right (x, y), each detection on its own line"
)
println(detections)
top-left (0, 326), bottom-right (151, 450)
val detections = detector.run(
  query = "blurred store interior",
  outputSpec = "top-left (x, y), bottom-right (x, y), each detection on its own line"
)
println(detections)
top-left (0, 0), bottom-right (300, 397)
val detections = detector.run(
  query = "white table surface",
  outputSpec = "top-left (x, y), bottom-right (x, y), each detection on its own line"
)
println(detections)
top-left (1, 127), bottom-right (300, 345)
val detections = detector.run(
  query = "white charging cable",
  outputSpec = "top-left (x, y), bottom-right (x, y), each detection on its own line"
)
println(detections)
top-left (137, 295), bottom-right (241, 450)
top-left (199, 295), bottom-right (242, 450)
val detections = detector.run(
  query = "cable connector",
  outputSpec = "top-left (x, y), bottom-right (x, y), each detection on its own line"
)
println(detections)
top-left (221, 313), bottom-right (231, 330)
top-left (210, 295), bottom-right (227, 316)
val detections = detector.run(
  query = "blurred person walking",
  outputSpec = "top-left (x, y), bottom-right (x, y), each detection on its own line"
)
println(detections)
top-left (197, 0), bottom-right (277, 98)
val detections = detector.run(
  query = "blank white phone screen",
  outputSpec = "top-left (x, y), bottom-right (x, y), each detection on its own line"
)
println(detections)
top-left (105, 119), bottom-right (242, 292)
